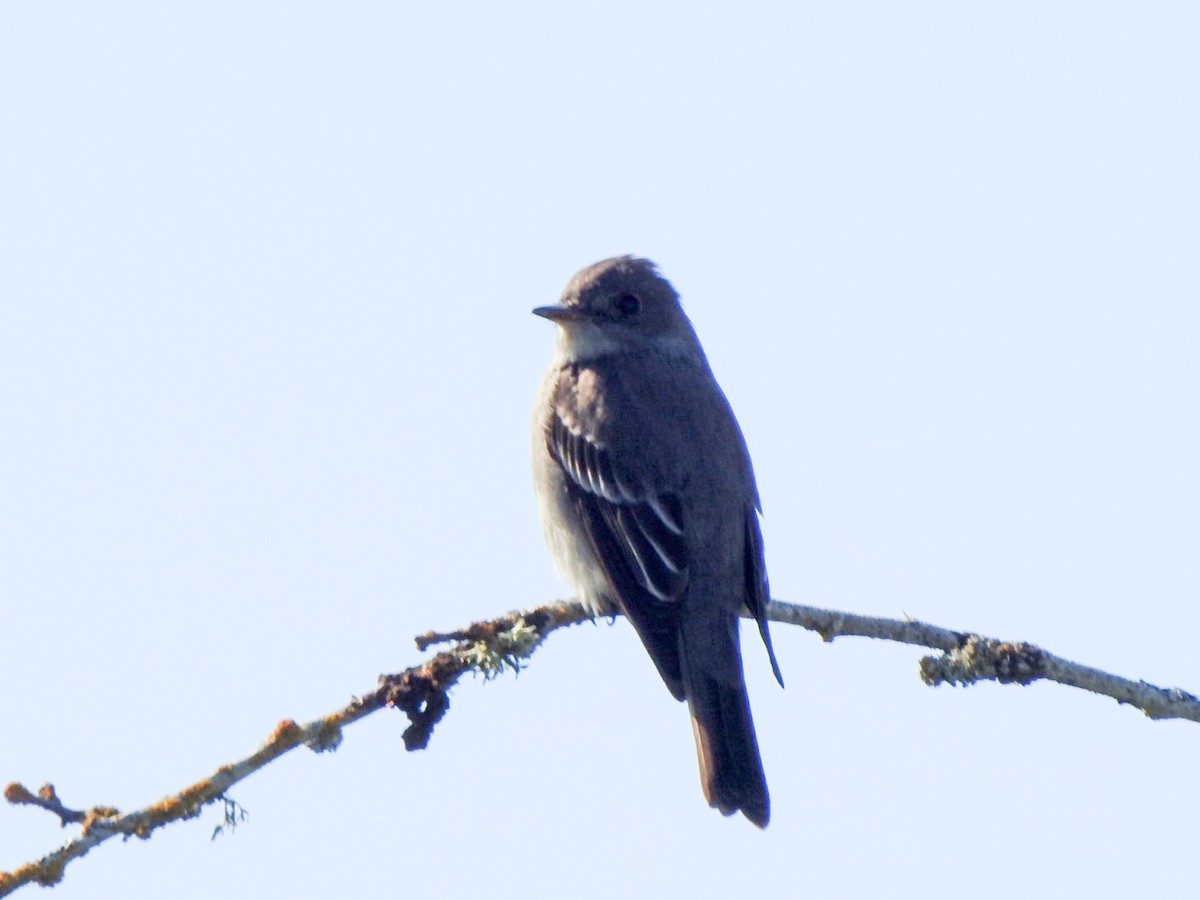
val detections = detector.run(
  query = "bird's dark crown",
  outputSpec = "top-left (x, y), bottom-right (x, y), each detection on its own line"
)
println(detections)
top-left (561, 256), bottom-right (685, 335)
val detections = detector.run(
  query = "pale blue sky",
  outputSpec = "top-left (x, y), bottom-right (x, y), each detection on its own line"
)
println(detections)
top-left (2, 4), bottom-right (1198, 898)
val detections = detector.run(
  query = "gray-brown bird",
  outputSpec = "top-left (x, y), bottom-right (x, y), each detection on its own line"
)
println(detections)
top-left (531, 256), bottom-right (782, 827)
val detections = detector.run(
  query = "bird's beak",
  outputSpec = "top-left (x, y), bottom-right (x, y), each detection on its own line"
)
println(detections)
top-left (532, 304), bottom-right (584, 323)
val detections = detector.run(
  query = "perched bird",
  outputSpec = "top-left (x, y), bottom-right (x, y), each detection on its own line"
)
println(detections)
top-left (532, 256), bottom-right (783, 827)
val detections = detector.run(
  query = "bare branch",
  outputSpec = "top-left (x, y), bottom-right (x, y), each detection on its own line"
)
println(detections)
top-left (768, 599), bottom-right (1200, 722)
top-left (3, 596), bottom-right (1196, 895)
top-left (0, 600), bottom-right (587, 896)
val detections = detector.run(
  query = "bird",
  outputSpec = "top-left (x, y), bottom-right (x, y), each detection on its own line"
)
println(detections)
top-left (531, 255), bottom-right (783, 827)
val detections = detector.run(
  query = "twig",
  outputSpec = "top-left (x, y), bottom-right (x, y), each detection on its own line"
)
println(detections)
top-left (3, 597), bottom-right (1196, 895)
top-left (767, 600), bottom-right (1200, 722)
top-left (0, 600), bottom-right (586, 896)
top-left (1, 785), bottom-right (87, 828)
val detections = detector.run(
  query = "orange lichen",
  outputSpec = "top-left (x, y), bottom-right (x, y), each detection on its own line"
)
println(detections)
top-left (4, 783), bottom-right (36, 804)
top-left (269, 719), bottom-right (303, 746)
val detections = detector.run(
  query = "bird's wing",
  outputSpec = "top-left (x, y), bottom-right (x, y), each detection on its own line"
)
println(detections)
top-left (549, 411), bottom-right (689, 697)
top-left (744, 505), bottom-right (784, 688)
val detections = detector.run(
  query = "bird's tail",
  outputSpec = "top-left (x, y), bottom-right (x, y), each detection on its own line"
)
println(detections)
top-left (681, 614), bottom-right (769, 828)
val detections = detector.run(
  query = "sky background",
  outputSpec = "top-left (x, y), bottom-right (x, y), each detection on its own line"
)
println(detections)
top-left (2, 3), bottom-right (1198, 898)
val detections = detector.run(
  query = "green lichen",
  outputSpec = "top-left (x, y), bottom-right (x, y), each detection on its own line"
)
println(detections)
top-left (462, 617), bottom-right (542, 680)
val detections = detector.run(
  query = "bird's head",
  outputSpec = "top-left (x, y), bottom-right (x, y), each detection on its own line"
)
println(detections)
top-left (534, 256), bottom-right (702, 362)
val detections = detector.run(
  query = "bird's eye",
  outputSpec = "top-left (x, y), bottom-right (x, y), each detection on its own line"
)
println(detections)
top-left (613, 293), bottom-right (641, 318)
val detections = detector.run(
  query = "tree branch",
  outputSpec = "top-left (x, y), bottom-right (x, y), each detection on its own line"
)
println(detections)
top-left (3, 598), bottom-right (1197, 895)
top-left (768, 601), bottom-right (1200, 721)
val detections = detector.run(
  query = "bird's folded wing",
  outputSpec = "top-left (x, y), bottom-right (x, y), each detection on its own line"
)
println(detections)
top-left (550, 414), bottom-right (688, 601)
top-left (744, 505), bottom-right (784, 688)
top-left (549, 413), bottom-right (689, 696)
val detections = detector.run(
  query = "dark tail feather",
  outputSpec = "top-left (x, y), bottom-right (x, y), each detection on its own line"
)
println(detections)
top-left (682, 623), bottom-right (770, 828)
